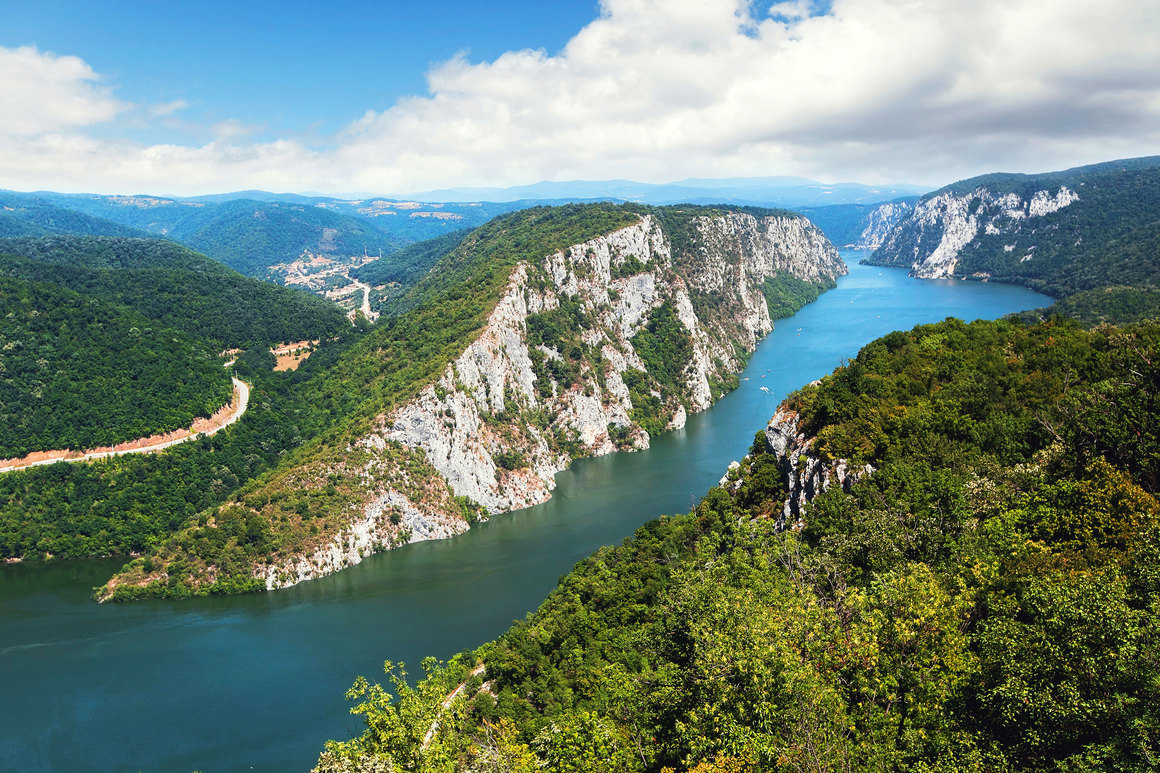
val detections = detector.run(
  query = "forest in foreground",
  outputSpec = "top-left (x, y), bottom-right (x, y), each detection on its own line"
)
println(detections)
top-left (318, 316), bottom-right (1160, 773)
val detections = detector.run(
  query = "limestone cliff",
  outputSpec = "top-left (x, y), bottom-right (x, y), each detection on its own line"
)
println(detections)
top-left (717, 405), bottom-right (872, 529)
top-left (854, 200), bottom-right (915, 250)
top-left (269, 210), bottom-right (844, 588)
top-left (761, 407), bottom-right (873, 527)
top-left (99, 206), bottom-right (847, 598)
top-left (869, 185), bottom-right (1079, 279)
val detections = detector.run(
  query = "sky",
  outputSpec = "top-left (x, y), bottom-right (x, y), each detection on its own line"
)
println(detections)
top-left (2, 0), bottom-right (1159, 196)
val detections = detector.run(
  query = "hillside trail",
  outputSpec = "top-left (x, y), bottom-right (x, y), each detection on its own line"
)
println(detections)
top-left (422, 664), bottom-right (489, 749)
top-left (0, 376), bottom-right (250, 474)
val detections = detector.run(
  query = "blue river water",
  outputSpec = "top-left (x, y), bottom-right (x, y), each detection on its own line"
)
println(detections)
top-left (0, 255), bottom-right (1051, 772)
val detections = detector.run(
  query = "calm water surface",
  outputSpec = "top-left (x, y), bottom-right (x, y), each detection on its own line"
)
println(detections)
top-left (0, 256), bottom-right (1051, 772)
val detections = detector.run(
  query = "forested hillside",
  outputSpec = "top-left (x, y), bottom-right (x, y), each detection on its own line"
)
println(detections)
top-left (97, 205), bottom-right (647, 597)
top-left (867, 157), bottom-right (1160, 323)
top-left (318, 316), bottom-right (1160, 773)
top-left (0, 234), bottom-right (361, 559)
top-left (352, 229), bottom-right (471, 310)
top-left (0, 276), bottom-right (232, 458)
top-left (173, 199), bottom-right (403, 277)
top-left (0, 236), bottom-right (348, 347)
top-left (98, 203), bottom-right (844, 599)
top-left (0, 339), bottom-right (354, 562)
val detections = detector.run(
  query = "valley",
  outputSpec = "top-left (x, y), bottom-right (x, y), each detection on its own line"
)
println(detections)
top-left (268, 249), bottom-right (383, 322)
top-left (2, 2), bottom-right (1156, 770)
top-left (0, 160), bottom-right (1157, 773)
top-left (0, 257), bottom-right (1051, 772)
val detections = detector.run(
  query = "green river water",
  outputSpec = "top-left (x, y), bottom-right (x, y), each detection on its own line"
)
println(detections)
top-left (0, 255), bottom-right (1052, 772)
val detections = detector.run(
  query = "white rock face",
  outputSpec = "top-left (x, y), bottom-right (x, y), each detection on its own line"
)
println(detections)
top-left (264, 211), bottom-right (844, 588)
top-left (855, 200), bottom-right (915, 250)
top-left (369, 212), bottom-right (843, 515)
top-left (874, 185), bottom-right (1080, 279)
top-left (262, 488), bottom-right (470, 590)
top-left (764, 408), bottom-right (873, 528)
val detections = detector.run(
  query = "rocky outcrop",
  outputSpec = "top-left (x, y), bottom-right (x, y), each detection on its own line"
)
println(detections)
top-left (763, 407), bottom-right (874, 527)
top-left (870, 185), bottom-right (1079, 278)
top-left (262, 210), bottom-right (844, 587)
top-left (369, 213), bottom-right (842, 514)
top-left (855, 200), bottom-right (915, 250)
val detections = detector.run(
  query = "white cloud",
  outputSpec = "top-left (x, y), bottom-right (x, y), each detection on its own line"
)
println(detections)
top-left (1, 0), bottom-right (1159, 195)
top-left (0, 46), bottom-right (125, 136)
top-left (148, 100), bottom-right (188, 118)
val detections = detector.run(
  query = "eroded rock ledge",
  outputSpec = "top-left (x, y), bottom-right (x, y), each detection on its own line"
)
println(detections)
top-left (762, 407), bottom-right (874, 527)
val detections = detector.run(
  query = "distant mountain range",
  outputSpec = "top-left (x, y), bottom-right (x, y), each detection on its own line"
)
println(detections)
top-left (404, 177), bottom-right (930, 207)
top-left (0, 177), bottom-right (928, 282)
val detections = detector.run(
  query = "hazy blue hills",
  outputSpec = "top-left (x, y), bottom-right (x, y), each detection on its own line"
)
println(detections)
top-left (9, 190), bottom-right (523, 276)
top-left (0, 192), bottom-right (149, 239)
top-left (1, 176), bottom-right (930, 281)
top-left (404, 177), bottom-right (929, 207)
top-left (170, 199), bottom-right (404, 277)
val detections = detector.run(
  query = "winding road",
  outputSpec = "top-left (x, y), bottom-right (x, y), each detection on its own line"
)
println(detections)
top-left (0, 376), bottom-right (250, 474)
top-left (346, 278), bottom-right (376, 322)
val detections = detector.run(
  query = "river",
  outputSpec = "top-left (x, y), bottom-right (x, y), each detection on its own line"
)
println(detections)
top-left (0, 255), bottom-right (1051, 772)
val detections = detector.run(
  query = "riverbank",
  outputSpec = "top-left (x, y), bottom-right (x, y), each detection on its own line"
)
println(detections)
top-left (0, 258), bottom-right (1053, 772)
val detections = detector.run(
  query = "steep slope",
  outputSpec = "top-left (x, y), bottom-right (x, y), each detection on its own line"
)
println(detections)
top-left (0, 276), bottom-right (232, 459)
top-left (0, 236), bottom-right (348, 347)
top-left (100, 203), bottom-right (844, 599)
top-left (317, 317), bottom-right (1160, 773)
top-left (796, 198), bottom-right (917, 248)
top-left (867, 156), bottom-right (1160, 321)
top-left (351, 229), bottom-right (471, 311)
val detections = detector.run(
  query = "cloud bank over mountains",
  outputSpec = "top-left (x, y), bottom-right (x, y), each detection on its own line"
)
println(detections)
top-left (3, 0), bottom-right (1159, 195)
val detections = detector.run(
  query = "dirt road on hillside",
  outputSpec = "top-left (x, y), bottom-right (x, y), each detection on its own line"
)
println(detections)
top-left (0, 376), bottom-right (250, 474)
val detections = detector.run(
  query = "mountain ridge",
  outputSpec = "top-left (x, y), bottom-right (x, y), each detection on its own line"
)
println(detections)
top-left (98, 203), bottom-right (846, 599)
top-left (864, 155), bottom-right (1160, 323)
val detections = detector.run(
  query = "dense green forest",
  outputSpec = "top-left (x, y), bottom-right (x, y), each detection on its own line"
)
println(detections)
top-left (0, 276), bottom-right (232, 458)
top-left (762, 274), bottom-right (836, 320)
top-left (353, 230), bottom-right (470, 295)
top-left (0, 233), bottom-right (233, 273)
top-left (0, 236), bottom-right (348, 347)
top-left (0, 340), bottom-right (353, 564)
top-left (0, 233), bottom-right (362, 558)
top-left (317, 316), bottom-right (1160, 773)
top-left (868, 157), bottom-right (1160, 322)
